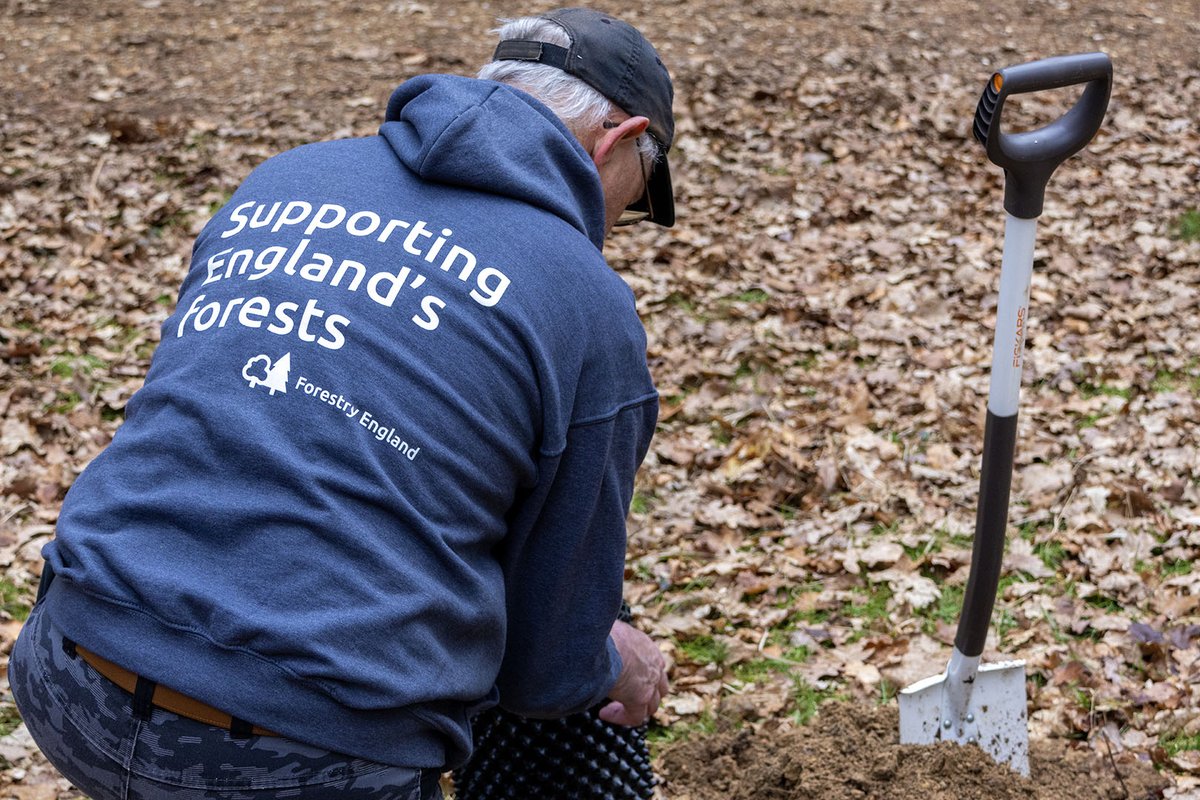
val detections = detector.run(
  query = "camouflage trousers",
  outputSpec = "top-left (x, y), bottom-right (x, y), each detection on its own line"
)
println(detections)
top-left (9, 601), bottom-right (443, 800)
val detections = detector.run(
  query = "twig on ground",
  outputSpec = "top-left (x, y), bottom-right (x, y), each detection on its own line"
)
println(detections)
top-left (1103, 732), bottom-right (1132, 800)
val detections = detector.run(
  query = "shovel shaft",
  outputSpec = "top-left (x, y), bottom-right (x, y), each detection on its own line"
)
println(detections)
top-left (955, 215), bottom-right (1036, 658)
top-left (986, 217), bottom-right (1037, 417)
top-left (956, 412), bottom-right (1018, 656)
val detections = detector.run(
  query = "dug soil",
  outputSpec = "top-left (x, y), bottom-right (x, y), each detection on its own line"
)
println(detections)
top-left (659, 704), bottom-right (1170, 800)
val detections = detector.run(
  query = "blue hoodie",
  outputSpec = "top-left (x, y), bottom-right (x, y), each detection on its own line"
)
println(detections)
top-left (42, 74), bottom-right (658, 769)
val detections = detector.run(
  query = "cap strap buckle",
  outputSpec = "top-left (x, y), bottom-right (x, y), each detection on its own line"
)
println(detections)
top-left (492, 40), bottom-right (571, 71)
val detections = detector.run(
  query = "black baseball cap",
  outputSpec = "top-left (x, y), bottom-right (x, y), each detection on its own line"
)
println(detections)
top-left (491, 8), bottom-right (676, 227)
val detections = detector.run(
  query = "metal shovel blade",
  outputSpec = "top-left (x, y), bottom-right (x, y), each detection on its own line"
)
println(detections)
top-left (899, 658), bottom-right (1029, 776)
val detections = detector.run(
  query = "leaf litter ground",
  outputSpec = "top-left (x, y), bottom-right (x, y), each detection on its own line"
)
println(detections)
top-left (2, 0), bottom-right (1199, 798)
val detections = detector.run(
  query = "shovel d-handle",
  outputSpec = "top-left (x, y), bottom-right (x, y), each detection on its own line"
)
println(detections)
top-left (973, 52), bottom-right (1112, 218)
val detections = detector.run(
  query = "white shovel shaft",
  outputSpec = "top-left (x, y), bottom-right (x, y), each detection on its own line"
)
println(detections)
top-left (987, 215), bottom-right (1038, 417)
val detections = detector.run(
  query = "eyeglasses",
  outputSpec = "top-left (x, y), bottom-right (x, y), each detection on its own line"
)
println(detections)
top-left (605, 121), bottom-right (657, 227)
top-left (615, 150), bottom-right (652, 226)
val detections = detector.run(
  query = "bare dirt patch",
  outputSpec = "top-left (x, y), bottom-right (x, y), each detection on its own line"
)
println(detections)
top-left (660, 703), bottom-right (1169, 800)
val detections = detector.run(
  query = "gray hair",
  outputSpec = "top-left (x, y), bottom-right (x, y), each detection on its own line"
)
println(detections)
top-left (478, 17), bottom-right (659, 164)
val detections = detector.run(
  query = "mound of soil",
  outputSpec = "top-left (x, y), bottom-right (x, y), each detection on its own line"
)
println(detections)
top-left (658, 704), bottom-right (1170, 800)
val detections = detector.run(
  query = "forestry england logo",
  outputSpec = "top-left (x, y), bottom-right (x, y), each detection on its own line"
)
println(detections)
top-left (243, 352), bottom-right (291, 395)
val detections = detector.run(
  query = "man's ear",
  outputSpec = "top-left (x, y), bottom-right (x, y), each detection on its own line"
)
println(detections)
top-left (592, 116), bottom-right (650, 167)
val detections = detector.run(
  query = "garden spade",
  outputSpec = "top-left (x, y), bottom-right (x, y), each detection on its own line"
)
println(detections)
top-left (899, 52), bottom-right (1112, 776)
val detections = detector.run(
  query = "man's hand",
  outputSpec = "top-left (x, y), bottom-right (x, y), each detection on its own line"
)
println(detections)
top-left (600, 619), bottom-right (669, 726)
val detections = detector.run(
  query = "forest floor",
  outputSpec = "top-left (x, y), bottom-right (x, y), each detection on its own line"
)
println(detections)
top-left (2, 0), bottom-right (1199, 797)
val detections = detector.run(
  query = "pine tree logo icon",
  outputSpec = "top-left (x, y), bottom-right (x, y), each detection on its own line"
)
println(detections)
top-left (242, 352), bottom-right (291, 396)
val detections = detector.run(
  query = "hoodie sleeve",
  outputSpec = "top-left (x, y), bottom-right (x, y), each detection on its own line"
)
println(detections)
top-left (492, 394), bottom-right (658, 717)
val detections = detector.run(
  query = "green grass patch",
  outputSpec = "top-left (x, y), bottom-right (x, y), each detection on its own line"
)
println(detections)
top-left (1147, 356), bottom-right (1200, 395)
top-left (842, 583), bottom-right (893, 642)
top-left (675, 576), bottom-right (715, 593)
top-left (782, 645), bottom-right (812, 663)
top-left (149, 208), bottom-right (193, 238)
top-left (764, 626), bottom-right (795, 650)
top-left (905, 527), bottom-right (976, 560)
top-left (1161, 558), bottom-right (1193, 577)
top-left (0, 578), bottom-right (32, 622)
top-left (1077, 381), bottom-right (1133, 400)
top-left (117, 323), bottom-right (150, 348)
top-left (731, 646), bottom-right (813, 686)
top-left (187, 129), bottom-right (218, 152)
top-left (0, 705), bottom-right (22, 738)
top-left (630, 491), bottom-right (654, 515)
top-left (829, 335), bottom-right (861, 353)
top-left (50, 353), bottom-right (107, 378)
top-left (869, 521), bottom-right (900, 538)
top-left (997, 574), bottom-right (1027, 593)
top-left (767, 585), bottom-right (833, 635)
top-left (846, 583), bottom-right (892, 623)
top-left (724, 288), bottom-right (770, 304)
top-left (1070, 378), bottom-right (1131, 428)
top-left (51, 391), bottom-right (82, 414)
top-left (919, 584), bottom-right (964, 634)
top-left (1033, 540), bottom-right (1068, 571)
top-left (1162, 733), bottom-right (1200, 757)
top-left (657, 577), bottom-right (716, 614)
top-left (1173, 209), bottom-right (1200, 242)
top-left (676, 635), bottom-right (729, 666)
top-left (646, 712), bottom-right (716, 756)
top-left (790, 679), bottom-right (845, 725)
top-left (1085, 594), bottom-right (1123, 614)
top-left (1152, 370), bottom-right (1179, 394)
top-left (995, 609), bottom-right (1019, 641)
top-left (711, 422), bottom-right (732, 445)
top-left (731, 658), bottom-right (776, 684)
top-left (777, 580), bottom-right (825, 601)
top-left (664, 291), bottom-right (700, 316)
top-left (795, 353), bottom-right (819, 370)
top-left (788, 607), bottom-right (832, 626)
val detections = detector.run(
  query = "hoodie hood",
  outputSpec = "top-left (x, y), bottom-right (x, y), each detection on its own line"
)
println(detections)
top-left (381, 74), bottom-right (607, 249)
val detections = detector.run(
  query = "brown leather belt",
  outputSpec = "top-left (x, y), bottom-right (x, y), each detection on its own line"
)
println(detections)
top-left (75, 644), bottom-right (277, 737)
